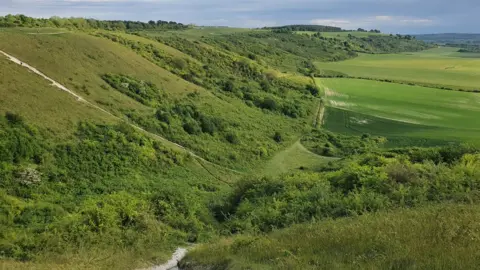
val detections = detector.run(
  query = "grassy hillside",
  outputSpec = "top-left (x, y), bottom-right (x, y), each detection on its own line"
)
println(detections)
top-left (0, 57), bottom-right (114, 138)
top-left (140, 27), bottom-right (431, 75)
top-left (0, 29), bottom-right (316, 170)
top-left (182, 204), bottom-right (480, 270)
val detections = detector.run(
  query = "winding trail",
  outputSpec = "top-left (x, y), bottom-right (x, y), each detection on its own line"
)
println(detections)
top-left (0, 49), bottom-right (241, 175)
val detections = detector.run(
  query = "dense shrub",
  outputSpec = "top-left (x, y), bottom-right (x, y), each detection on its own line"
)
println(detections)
top-left (225, 132), bottom-right (240, 144)
top-left (0, 113), bottom-right (223, 262)
top-left (101, 74), bottom-right (164, 106)
top-left (302, 129), bottom-right (385, 157)
top-left (219, 149), bottom-right (480, 233)
top-left (273, 131), bottom-right (283, 143)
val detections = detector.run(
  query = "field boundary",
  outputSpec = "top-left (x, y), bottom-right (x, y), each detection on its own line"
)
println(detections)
top-left (312, 76), bottom-right (326, 127)
top-left (313, 75), bottom-right (480, 93)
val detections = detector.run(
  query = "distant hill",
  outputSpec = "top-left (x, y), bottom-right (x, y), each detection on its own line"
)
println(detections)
top-left (415, 33), bottom-right (480, 44)
top-left (264, 25), bottom-right (382, 34)
top-left (264, 24), bottom-right (344, 32)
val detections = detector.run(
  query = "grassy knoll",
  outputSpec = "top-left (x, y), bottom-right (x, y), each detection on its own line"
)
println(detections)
top-left (261, 140), bottom-right (335, 176)
top-left (182, 203), bottom-right (480, 270)
top-left (318, 78), bottom-right (480, 145)
top-left (316, 47), bottom-right (480, 90)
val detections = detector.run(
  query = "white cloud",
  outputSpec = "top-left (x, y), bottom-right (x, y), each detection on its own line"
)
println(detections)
top-left (310, 19), bottom-right (352, 28)
top-left (310, 15), bottom-right (436, 30)
top-left (375, 15), bottom-right (393, 21)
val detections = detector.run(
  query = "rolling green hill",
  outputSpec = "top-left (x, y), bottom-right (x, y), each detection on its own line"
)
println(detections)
top-left (1, 15), bottom-right (479, 270)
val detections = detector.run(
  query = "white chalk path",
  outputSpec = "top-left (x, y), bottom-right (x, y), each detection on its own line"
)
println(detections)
top-left (0, 50), bottom-right (241, 174)
top-left (140, 248), bottom-right (188, 270)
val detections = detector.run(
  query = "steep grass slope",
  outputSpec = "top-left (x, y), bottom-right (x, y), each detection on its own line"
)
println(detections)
top-left (0, 57), bottom-right (114, 138)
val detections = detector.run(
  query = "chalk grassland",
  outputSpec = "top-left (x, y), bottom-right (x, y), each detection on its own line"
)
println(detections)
top-left (318, 78), bottom-right (480, 145)
top-left (315, 47), bottom-right (480, 90)
top-left (0, 57), bottom-right (116, 138)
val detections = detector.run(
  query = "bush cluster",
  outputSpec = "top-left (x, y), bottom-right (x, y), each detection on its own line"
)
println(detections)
top-left (218, 146), bottom-right (480, 233)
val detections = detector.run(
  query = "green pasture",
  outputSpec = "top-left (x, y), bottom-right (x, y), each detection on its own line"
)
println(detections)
top-left (316, 47), bottom-right (480, 90)
top-left (318, 78), bottom-right (480, 145)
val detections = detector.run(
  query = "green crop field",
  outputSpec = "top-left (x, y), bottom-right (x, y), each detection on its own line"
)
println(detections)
top-left (318, 78), bottom-right (480, 145)
top-left (316, 47), bottom-right (480, 90)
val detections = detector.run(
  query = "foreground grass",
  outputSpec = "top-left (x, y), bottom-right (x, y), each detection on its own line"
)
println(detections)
top-left (182, 203), bottom-right (480, 270)
top-left (315, 47), bottom-right (480, 90)
top-left (0, 246), bottom-right (175, 270)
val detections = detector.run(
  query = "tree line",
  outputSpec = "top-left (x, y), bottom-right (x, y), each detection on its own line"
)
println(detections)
top-left (0, 14), bottom-right (187, 31)
top-left (264, 25), bottom-right (343, 32)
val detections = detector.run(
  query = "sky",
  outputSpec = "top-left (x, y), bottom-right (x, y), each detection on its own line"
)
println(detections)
top-left (0, 0), bottom-right (478, 34)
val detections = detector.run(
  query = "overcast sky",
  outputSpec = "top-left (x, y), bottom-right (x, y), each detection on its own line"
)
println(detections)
top-left (1, 0), bottom-right (478, 34)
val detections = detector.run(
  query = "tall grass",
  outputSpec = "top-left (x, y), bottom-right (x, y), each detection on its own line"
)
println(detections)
top-left (182, 203), bottom-right (480, 270)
